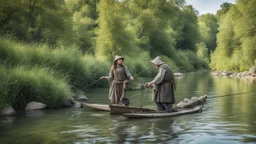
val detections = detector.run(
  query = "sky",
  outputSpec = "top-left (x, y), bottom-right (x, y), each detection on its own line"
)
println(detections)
top-left (185, 0), bottom-right (236, 15)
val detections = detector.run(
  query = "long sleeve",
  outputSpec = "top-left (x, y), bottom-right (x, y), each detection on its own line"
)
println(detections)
top-left (124, 65), bottom-right (132, 78)
top-left (108, 69), bottom-right (114, 81)
top-left (151, 68), bottom-right (166, 85)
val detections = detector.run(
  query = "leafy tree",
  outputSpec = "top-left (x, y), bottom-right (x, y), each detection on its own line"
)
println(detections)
top-left (198, 14), bottom-right (218, 53)
top-left (175, 5), bottom-right (200, 51)
top-left (95, 0), bottom-right (135, 60)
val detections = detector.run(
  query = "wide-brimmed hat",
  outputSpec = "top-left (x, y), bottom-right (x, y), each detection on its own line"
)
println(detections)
top-left (150, 56), bottom-right (165, 65)
top-left (113, 55), bottom-right (124, 63)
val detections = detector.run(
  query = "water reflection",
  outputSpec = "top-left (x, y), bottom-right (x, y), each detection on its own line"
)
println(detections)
top-left (1, 71), bottom-right (256, 143)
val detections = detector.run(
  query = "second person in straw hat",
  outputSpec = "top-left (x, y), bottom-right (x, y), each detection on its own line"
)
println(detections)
top-left (101, 55), bottom-right (134, 106)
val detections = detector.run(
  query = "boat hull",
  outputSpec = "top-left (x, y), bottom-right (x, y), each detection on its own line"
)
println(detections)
top-left (123, 105), bottom-right (203, 118)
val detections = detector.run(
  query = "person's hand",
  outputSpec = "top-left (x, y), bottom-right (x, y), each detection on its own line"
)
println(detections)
top-left (130, 76), bottom-right (134, 80)
top-left (100, 76), bottom-right (107, 80)
top-left (146, 82), bottom-right (153, 88)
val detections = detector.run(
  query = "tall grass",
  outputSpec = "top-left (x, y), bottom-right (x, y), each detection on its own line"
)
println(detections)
top-left (0, 65), bottom-right (72, 109)
top-left (0, 37), bottom-right (110, 109)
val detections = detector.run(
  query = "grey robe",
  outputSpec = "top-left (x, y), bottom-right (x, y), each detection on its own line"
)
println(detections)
top-left (108, 65), bottom-right (132, 104)
top-left (151, 63), bottom-right (175, 104)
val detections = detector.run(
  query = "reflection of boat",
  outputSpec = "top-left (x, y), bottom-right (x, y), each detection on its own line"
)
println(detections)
top-left (82, 103), bottom-right (110, 111)
top-left (123, 105), bottom-right (203, 118)
top-left (82, 103), bottom-right (156, 114)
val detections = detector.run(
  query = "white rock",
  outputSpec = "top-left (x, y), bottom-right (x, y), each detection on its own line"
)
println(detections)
top-left (1, 106), bottom-right (16, 116)
top-left (25, 101), bottom-right (47, 111)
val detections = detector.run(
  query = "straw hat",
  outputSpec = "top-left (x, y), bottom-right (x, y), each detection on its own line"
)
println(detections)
top-left (113, 55), bottom-right (124, 63)
top-left (150, 56), bottom-right (165, 65)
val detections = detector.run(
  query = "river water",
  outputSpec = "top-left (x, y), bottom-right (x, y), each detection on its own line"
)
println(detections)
top-left (1, 71), bottom-right (256, 144)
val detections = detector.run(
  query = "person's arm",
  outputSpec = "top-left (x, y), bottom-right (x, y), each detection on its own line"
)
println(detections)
top-left (100, 69), bottom-right (114, 81)
top-left (147, 68), bottom-right (166, 87)
top-left (124, 65), bottom-right (134, 80)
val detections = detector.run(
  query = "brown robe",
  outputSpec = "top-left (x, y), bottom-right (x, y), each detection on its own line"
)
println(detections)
top-left (108, 65), bottom-right (131, 104)
top-left (151, 63), bottom-right (175, 104)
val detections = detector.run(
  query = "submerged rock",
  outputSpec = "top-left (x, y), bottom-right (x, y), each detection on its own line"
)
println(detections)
top-left (1, 106), bottom-right (16, 116)
top-left (25, 101), bottom-right (47, 111)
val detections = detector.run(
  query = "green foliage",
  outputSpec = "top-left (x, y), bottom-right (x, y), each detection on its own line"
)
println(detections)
top-left (0, 65), bottom-right (72, 109)
top-left (210, 0), bottom-right (256, 71)
top-left (196, 42), bottom-right (209, 60)
top-left (0, 0), bottom-right (214, 109)
top-left (95, 0), bottom-right (136, 61)
top-left (0, 0), bottom-right (74, 46)
top-left (198, 14), bottom-right (218, 52)
top-left (175, 5), bottom-right (200, 51)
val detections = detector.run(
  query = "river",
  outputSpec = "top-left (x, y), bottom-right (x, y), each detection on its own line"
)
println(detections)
top-left (0, 71), bottom-right (256, 143)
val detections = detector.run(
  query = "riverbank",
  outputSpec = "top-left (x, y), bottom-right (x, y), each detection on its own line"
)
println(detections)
top-left (211, 66), bottom-right (256, 80)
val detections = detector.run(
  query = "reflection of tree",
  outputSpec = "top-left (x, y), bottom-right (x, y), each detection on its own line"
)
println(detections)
top-left (213, 76), bottom-right (256, 135)
top-left (175, 71), bottom-right (212, 102)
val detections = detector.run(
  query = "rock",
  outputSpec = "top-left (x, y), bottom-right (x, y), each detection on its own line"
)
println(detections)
top-left (70, 98), bottom-right (82, 108)
top-left (198, 95), bottom-right (207, 103)
top-left (25, 101), bottom-right (47, 111)
top-left (190, 97), bottom-right (200, 105)
top-left (61, 100), bottom-right (73, 108)
top-left (1, 106), bottom-right (16, 116)
top-left (176, 101), bottom-right (187, 109)
top-left (221, 70), bottom-right (233, 77)
top-left (74, 95), bottom-right (88, 102)
top-left (174, 73), bottom-right (183, 77)
top-left (249, 66), bottom-right (256, 74)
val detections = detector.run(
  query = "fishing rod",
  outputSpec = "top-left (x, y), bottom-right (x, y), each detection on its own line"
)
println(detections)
top-left (207, 91), bottom-right (256, 99)
top-left (79, 67), bottom-right (151, 91)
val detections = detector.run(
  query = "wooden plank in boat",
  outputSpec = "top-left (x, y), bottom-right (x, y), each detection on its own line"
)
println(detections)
top-left (109, 104), bottom-right (157, 114)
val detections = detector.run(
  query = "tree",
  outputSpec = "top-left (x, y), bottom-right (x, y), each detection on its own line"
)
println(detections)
top-left (198, 14), bottom-right (218, 53)
top-left (95, 0), bottom-right (135, 60)
top-left (175, 5), bottom-right (200, 51)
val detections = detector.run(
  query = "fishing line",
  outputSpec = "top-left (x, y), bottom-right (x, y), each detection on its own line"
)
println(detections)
top-left (140, 88), bottom-right (149, 108)
top-left (208, 91), bottom-right (256, 99)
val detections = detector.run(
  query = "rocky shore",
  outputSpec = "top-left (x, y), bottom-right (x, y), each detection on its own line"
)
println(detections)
top-left (211, 66), bottom-right (256, 80)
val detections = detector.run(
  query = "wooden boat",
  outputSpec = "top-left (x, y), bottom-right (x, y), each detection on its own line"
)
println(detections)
top-left (82, 103), bottom-right (110, 111)
top-left (123, 105), bottom-right (203, 118)
top-left (109, 104), bottom-right (156, 114)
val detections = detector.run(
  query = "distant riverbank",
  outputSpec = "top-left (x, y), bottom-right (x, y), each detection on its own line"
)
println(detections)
top-left (211, 66), bottom-right (256, 81)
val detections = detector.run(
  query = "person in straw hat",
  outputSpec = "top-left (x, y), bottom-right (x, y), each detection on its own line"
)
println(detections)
top-left (146, 56), bottom-right (176, 113)
top-left (101, 55), bottom-right (134, 106)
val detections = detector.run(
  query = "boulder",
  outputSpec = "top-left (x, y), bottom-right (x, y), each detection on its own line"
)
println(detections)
top-left (249, 66), bottom-right (256, 75)
top-left (1, 106), bottom-right (16, 116)
top-left (176, 101), bottom-right (187, 109)
top-left (174, 73), bottom-right (183, 77)
top-left (25, 101), bottom-right (47, 111)
top-left (70, 98), bottom-right (82, 108)
top-left (61, 100), bottom-right (73, 108)
top-left (74, 95), bottom-right (88, 102)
